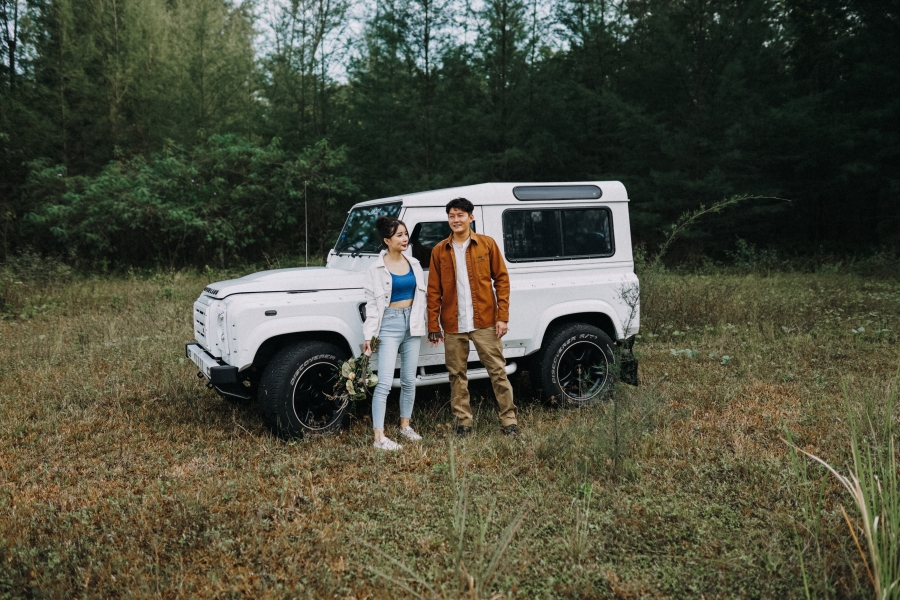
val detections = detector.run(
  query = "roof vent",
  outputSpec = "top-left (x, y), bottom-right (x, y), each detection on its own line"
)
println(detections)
top-left (513, 185), bottom-right (602, 201)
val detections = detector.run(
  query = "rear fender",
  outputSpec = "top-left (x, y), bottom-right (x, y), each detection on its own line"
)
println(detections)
top-left (532, 300), bottom-right (624, 351)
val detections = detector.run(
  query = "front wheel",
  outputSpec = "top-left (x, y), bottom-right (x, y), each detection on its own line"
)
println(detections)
top-left (258, 341), bottom-right (349, 439)
top-left (533, 324), bottom-right (617, 407)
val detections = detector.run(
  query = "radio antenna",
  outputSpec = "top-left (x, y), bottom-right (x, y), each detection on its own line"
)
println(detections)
top-left (304, 181), bottom-right (309, 268)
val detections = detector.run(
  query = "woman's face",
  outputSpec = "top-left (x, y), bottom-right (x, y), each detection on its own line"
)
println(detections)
top-left (384, 225), bottom-right (409, 253)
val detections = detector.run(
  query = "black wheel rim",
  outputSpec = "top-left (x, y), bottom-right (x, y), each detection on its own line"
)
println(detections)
top-left (291, 360), bottom-right (347, 432)
top-left (555, 341), bottom-right (610, 402)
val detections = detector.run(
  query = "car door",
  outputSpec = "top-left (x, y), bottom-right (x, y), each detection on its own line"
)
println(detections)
top-left (401, 205), bottom-right (482, 367)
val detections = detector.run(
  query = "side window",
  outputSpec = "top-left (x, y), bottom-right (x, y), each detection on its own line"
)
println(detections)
top-left (502, 210), bottom-right (563, 260)
top-left (409, 221), bottom-right (476, 269)
top-left (561, 209), bottom-right (613, 257)
top-left (502, 208), bottom-right (614, 261)
top-left (410, 222), bottom-right (452, 269)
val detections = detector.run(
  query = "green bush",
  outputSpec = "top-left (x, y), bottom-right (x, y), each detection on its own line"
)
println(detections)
top-left (24, 136), bottom-right (356, 268)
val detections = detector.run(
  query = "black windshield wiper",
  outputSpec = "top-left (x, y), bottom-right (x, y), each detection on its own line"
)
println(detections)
top-left (353, 244), bottom-right (378, 256)
top-left (334, 242), bottom-right (357, 256)
top-left (336, 243), bottom-right (378, 257)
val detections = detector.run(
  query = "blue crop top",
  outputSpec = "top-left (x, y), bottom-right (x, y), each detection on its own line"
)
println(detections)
top-left (389, 267), bottom-right (416, 302)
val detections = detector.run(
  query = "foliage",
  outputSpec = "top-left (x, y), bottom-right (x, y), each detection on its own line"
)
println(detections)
top-left (334, 0), bottom-right (896, 257)
top-left (1, 0), bottom-right (899, 265)
top-left (23, 135), bottom-right (356, 267)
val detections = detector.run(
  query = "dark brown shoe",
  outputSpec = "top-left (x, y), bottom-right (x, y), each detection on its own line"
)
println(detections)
top-left (501, 424), bottom-right (519, 438)
top-left (455, 425), bottom-right (472, 437)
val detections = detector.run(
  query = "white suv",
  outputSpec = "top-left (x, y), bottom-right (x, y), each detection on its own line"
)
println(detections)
top-left (186, 182), bottom-right (640, 438)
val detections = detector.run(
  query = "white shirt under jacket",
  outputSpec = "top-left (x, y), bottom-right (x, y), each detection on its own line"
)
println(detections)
top-left (452, 238), bottom-right (475, 333)
top-left (362, 251), bottom-right (428, 341)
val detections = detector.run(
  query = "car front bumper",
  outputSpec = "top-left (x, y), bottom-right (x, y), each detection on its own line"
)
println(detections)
top-left (185, 343), bottom-right (238, 384)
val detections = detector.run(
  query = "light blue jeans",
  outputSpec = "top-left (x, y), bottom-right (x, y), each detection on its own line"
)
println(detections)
top-left (372, 307), bottom-right (421, 430)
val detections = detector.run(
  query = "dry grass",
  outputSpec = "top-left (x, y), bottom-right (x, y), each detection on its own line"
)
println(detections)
top-left (0, 268), bottom-right (898, 598)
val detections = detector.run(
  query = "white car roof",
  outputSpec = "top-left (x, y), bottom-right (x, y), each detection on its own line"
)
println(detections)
top-left (352, 181), bottom-right (629, 208)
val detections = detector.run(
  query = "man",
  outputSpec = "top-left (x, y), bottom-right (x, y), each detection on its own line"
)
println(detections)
top-left (427, 197), bottom-right (518, 438)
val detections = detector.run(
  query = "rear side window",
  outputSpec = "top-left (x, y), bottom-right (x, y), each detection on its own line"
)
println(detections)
top-left (561, 209), bottom-right (613, 256)
top-left (502, 208), bottom-right (614, 261)
top-left (502, 210), bottom-right (562, 260)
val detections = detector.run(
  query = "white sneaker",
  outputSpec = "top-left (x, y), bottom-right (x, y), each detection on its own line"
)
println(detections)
top-left (398, 427), bottom-right (422, 442)
top-left (373, 437), bottom-right (403, 451)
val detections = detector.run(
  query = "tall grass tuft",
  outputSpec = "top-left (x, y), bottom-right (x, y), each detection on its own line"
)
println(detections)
top-left (785, 426), bottom-right (832, 597)
top-left (565, 483), bottom-right (594, 563)
top-left (787, 366), bottom-right (900, 599)
top-left (446, 444), bottom-right (527, 597)
top-left (360, 444), bottom-right (527, 599)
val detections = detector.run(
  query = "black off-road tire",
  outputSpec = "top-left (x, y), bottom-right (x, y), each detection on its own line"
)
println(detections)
top-left (258, 341), bottom-right (349, 439)
top-left (532, 323), bottom-right (617, 407)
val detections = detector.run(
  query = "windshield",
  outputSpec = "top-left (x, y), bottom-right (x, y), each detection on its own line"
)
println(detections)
top-left (333, 202), bottom-right (403, 255)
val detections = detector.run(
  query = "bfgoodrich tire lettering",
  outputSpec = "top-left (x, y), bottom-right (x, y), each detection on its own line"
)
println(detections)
top-left (258, 341), bottom-right (349, 439)
top-left (536, 324), bottom-right (617, 407)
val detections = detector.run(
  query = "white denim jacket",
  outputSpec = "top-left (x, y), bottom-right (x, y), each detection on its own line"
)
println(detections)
top-left (362, 252), bottom-right (428, 341)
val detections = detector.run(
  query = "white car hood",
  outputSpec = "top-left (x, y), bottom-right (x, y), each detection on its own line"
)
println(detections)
top-left (203, 267), bottom-right (363, 298)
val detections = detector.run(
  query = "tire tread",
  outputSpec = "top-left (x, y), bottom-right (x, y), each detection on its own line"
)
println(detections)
top-left (258, 341), bottom-right (346, 438)
top-left (534, 323), bottom-right (617, 407)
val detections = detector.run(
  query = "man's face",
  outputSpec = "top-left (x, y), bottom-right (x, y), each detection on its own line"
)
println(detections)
top-left (447, 208), bottom-right (474, 235)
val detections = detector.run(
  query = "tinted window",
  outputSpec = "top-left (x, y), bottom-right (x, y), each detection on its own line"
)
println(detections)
top-left (502, 208), bottom-right (613, 261)
top-left (410, 221), bottom-right (475, 269)
top-left (561, 209), bottom-right (613, 256)
top-left (513, 185), bottom-right (602, 201)
top-left (334, 202), bottom-right (402, 255)
top-left (410, 222), bottom-right (451, 268)
top-left (502, 210), bottom-right (563, 260)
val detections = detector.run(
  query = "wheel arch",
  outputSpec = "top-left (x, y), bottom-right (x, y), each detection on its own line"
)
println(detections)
top-left (245, 330), bottom-right (354, 375)
top-left (544, 312), bottom-right (617, 342)
top-left (535, 306), bottom-right (620, 353)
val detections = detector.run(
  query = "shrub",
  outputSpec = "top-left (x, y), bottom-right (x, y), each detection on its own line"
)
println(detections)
top-left (24, 136), bottom-right (357, 268)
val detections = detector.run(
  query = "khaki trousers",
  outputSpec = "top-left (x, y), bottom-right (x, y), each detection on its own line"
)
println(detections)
top-left (444, 328), bottom-right (517, 427)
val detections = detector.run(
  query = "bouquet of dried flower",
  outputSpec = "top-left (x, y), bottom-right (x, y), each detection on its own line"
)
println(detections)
top-left (335, 337), bottom-right (380, 403)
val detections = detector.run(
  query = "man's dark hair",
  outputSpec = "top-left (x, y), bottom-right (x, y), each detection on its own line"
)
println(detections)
top-left (445, 197), bottom-right (475, 215)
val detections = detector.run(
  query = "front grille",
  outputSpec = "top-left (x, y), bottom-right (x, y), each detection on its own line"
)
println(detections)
top-left (193, 302), bottom-right (208, 346)
top-left (204, 287), bottom-right (219, 296)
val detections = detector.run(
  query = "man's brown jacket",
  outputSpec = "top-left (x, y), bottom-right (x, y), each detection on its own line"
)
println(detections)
top-left (427, 232), bottom-right (510, 333)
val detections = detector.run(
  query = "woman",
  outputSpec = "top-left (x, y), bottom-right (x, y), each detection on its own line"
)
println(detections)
top-left (362, 216), bottom-right (428, 451)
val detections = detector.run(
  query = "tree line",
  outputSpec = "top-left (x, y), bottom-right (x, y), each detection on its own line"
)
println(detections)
top-left (0, 0), bottom-right (897, 267)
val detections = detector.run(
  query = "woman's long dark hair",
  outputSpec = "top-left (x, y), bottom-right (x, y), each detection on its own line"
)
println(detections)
top-left (376, 216), bottom-right (407, 250)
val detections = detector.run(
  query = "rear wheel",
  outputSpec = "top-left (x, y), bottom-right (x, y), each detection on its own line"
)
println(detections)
top-left (533, 324), bottom-right (617, 407)
top-left (258, 341), bottom-right (349, 438)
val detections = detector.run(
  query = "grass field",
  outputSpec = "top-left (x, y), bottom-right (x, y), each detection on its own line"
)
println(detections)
top-left (1, 265), bottom-right (898, 598)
